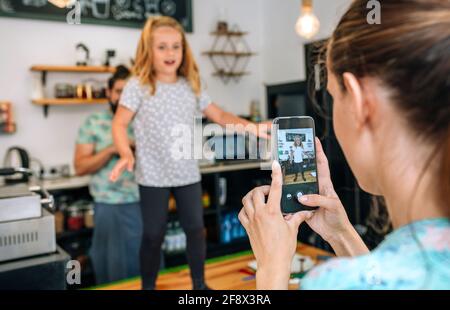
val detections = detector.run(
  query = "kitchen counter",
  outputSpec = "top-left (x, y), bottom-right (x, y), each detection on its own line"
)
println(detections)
top-left (199, 160), bottom-right (270, 174)
top-left (20, 161), bottom-right (270, 191)
top-left (13, 175), bottom-right (92, 192)
top-left (39, 175), bottom-right (91, 191)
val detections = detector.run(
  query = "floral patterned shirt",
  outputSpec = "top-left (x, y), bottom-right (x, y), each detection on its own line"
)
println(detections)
top-left (302, 218), bottom-right (450, 289)
top-left (76, 110), bottom-right (139, 204)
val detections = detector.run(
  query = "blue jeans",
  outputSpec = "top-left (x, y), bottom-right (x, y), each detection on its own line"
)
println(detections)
top-left (89, 202), bottom-right (142, 285)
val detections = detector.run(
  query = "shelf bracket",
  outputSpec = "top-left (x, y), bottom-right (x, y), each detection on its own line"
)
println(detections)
top-left (41, 70), bottom-right (47, 86)
top-left (43, 105), bottom-right (49, 118)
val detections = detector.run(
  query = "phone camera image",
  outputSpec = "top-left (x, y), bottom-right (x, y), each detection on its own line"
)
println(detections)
top-left (274, 118), bottom-right (319, 214)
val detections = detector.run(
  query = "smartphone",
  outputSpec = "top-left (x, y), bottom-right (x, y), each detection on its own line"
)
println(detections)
top-left (272, 116), bottom-right (319, 214)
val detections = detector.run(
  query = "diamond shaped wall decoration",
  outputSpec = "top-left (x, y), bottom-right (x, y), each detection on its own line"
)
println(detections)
top-left (202, 24), bottom-right (256, 84)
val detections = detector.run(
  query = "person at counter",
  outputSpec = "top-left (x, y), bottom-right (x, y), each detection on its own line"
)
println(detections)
top-left (74, 65), bottom-right (142, 284)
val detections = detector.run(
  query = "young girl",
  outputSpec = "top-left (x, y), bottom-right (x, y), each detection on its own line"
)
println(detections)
top-left (291, 136), bottom-right (306, 182)
top-left (109, 16), bottom-right (269, 290)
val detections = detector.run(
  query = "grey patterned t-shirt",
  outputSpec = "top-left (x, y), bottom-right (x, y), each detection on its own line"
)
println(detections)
top-left (120, 77), bottom-right (212, 187)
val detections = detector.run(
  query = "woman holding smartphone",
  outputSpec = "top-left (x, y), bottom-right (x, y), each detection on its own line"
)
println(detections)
top-left (239, 0), bottom-right (449, 289)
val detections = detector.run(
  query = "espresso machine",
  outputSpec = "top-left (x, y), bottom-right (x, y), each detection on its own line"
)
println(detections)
top-left (0, 168), bottom-right (69, 289)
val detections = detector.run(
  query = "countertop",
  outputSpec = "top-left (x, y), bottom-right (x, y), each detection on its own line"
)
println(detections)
top-left (17, 161), bottom-right (271, 192)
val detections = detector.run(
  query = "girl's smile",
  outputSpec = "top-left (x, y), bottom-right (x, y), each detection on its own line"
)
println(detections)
top-left (164, 59), bottom-right (176, 66)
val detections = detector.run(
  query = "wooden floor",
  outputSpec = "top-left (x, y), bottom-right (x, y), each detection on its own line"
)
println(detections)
top-left (96, 244), bottom-right (332, 290)
top-left (284, 170), bottom-right (317, 185)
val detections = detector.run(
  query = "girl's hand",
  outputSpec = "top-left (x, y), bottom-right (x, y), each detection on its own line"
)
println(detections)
top-left (109, 154), bottom-right (135, 182)
top-left (239, 160), bottom-right (313, 289)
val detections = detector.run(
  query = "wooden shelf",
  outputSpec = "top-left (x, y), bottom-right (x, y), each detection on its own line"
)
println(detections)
top-left (213, 71), bottom-right (250, 77)
top-left (210, 31), bottom-right (248, 36)
top-left (30, 65), bottom-right (116, 73)
top-left (202, 51), bottom-right (256, 57)
top-left (30, 64), bottom-right (114, 117)
top-left (32, 98), bottom-right (108, 106)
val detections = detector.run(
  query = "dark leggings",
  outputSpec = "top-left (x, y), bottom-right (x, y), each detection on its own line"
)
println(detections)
top-left (139, 182), bottom-right (206, 289)
top-left (293, 162), bottom-right (305, 180)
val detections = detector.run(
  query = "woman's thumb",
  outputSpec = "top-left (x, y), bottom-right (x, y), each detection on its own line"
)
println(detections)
top-left (287, 211), bottom-right (314, 228)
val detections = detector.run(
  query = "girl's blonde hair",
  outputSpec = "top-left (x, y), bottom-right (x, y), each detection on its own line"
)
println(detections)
top-left (293, 136), bottom-right (303, 148)
top-left (133, 16), bottom-right (201, 96)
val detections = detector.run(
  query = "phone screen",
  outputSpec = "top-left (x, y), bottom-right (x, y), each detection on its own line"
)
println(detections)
top-left (274, 117), bottom-right (319, 213)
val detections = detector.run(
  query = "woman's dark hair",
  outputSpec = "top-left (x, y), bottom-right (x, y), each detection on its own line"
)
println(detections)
top-left (108, 65), bottom-right (131, 90)
top-left (329, 0), bottom-right (450, 210)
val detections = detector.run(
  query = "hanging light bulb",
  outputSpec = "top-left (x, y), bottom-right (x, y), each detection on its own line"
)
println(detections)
top-left (295, 0), bottom-right (320, 39)
top-left (48, 0), bottom-right (75, 8)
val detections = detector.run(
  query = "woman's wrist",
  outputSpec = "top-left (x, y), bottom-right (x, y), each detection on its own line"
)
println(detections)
top-left (256, 263), bottom-right (291, 290)
top-left (326, 224), bottom-right (369, 257)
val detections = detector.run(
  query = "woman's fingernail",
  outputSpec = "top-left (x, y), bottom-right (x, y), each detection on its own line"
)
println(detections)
top-left (272, 160), bottom-right (279, 169)
top-left (299, 196), bottom-right (307, 202)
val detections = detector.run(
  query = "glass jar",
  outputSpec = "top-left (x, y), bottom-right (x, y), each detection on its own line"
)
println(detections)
top-left (66, 206), bottom-right (84, 231)
top-left (84, 205), bottom-right (95, 229)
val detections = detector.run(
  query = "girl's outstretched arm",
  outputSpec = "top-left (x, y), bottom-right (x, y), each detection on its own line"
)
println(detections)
top-left (203, 103), bottom-right (271, 139)
top-left (110, 106), bottom-right (136, 182)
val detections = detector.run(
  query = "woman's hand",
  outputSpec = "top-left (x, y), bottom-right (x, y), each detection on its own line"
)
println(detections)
top-left (109, 154), bottom-right (135, 182)
top-left (298, 138), bottom-right (369, 256)
top-left (239, 160), bottom-right (313, 290)
top-left (297, 138), bottom-right (351, 241)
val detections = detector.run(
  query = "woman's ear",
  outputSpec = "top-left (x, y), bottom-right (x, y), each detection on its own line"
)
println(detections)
top-left (342, 72), bottom-right (368, 129)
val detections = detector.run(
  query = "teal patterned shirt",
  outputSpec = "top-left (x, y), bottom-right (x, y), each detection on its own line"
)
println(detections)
top-left (76, 110), bottom-right (139, 204)
top-left (302, 218), bottom-right (450, 289)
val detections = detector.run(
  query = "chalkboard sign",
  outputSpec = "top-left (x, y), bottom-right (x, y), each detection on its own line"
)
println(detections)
top-left (0, 0), bottom-right (192, 32)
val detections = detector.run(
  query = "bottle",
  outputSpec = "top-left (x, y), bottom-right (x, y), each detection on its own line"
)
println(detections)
top-left (231, 213), bottom-right (240, 241)
top-left (166, 222), bottom-right (175, 254)
top-left (162, 233), bottom-right (167, 253)
top-left (239, 221), bottom-right (246, 238)
top-left (180, 229), bottom-right (187, 252)
top-left (66, 206), bottom-right (84, 231)
top-left (250, 100), bottom-right (261, 123)
top-left (202, 192), bottom-right (210, 208)
top-left (174, 221), bottom-right (183, 253)
top-left (221, 214), bottom-right (232, 244)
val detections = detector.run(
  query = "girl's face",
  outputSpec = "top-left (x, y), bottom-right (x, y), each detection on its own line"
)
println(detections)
top-left (152, 26), bottom-right (183, 78)
top-left (294, 137), bottom-right (300, 145)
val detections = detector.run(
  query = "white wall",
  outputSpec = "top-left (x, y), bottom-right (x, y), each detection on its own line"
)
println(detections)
top-left (0, 0), bottom-right (264, 170)
top-left (261, 0), bottom-right (352, 85)
top-left (0, 0), bottom-right (351, 171)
